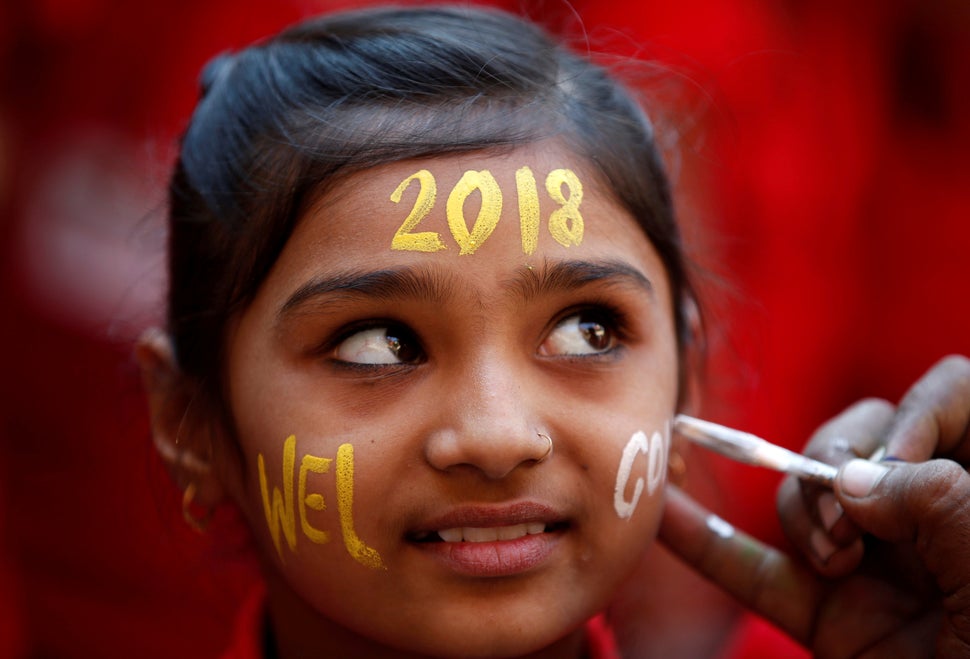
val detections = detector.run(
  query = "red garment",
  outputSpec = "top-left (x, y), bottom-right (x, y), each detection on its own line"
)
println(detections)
top-left (221, 584), bottom-right (620, 659)
top-left (716, 613), bottom-right (809, 659)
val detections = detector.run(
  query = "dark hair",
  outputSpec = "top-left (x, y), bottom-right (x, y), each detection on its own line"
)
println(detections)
top-left (167, 4), bottom-right (696, 404)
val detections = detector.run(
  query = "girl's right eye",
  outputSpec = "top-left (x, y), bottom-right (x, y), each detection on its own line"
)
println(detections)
top-left (333, 325), bottom-right (423, 365)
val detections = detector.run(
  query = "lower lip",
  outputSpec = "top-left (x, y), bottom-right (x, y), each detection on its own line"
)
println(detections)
top-left (414, 532), bottom-right (561, 578)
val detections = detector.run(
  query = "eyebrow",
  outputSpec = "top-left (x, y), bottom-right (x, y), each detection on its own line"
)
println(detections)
top-left (278, 258), bottom-right (654, 321)
top-left (278, 266), bottom-right (459, 319)
top-left (507, 259), bottom-right (654, 301)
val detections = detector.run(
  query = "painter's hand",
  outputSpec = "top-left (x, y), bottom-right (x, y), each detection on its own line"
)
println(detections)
top-left (660, 355), bottom-right (970, 657)
top-left (778, 354), bottom-right (970, 578)
top-left (779, 354), bottom-right (970, 656)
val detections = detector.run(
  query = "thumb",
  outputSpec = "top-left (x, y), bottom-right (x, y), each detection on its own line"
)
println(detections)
top-left (837, 458), bottom-right (970, 655)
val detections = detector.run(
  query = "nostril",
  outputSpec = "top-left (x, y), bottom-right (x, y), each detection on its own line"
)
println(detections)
top-left (424, 425), bottom-right (553, 479)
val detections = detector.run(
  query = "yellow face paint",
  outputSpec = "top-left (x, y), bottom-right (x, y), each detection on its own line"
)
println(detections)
top-left (546, 168), bottom-right (584, 247)
top-left (388, 166), bottom-right (585, 254)
top-left (257, 436), bottom-right (385, 569)
top-left (515, 166), bottom-right (540, 255)
top-left (390, 169), bottom-right (446, 252)
top-left (335, 443), bottom-right (385, 570)
top-left (298, 453), bottom-right (331, 545)
top-left (446, 169), bottom-right (502, 255)
top-left (258, 434), bottom-right (298, 560)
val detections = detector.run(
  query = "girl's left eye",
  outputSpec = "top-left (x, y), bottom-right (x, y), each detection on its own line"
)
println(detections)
top-left (540, 311), bottom-right (618, 356)
top-left (334, 325), bottom-right (422, 365)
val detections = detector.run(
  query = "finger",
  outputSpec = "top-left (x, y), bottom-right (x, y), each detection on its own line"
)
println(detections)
top-left (660, 485), bottom-right (822, 645)
top-left (777, 400), bottom-right (894, 575)
top-left (800, 398), bottom-right (895, 468)
top-left (837, 457), bottom-right (970, 656)
top-left (799, 399), bottom-right (895, 547)
top-left (777, 476), bottom-right (863, 577)
top-left (885, 355), bottom-right (970, 463)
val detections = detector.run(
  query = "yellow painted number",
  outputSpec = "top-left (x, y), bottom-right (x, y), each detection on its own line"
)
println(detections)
top-left (516, 166), bottom-right (540, 256)
top-left (546, 168), bottom-right (584, 247)
top-left (389, 166), bottom-right (584, 253)
top-left (446, 169), bottom-right (502, 255)
top-left (390, 169), bottom-right (446, 252)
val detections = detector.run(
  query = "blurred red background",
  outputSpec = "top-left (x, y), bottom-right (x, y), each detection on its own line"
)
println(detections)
top-left (1, 0), bottom-right (967, 656)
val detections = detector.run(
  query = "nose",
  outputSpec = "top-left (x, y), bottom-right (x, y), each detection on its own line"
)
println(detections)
top-left (424, 360), bottom-right (550, 479)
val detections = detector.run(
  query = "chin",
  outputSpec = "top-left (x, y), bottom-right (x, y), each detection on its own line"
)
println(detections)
top-left (374, 598), bottom-right (589, 659)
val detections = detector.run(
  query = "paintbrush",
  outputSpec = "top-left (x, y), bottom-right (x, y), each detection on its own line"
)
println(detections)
top-left (673, 414), bottom-right (838, 487)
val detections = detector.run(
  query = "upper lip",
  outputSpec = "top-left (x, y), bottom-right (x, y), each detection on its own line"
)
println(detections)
top-left (410, 501), bottom-right (566, 534)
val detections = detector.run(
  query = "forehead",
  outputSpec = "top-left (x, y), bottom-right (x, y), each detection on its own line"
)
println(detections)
top-left (266, 141), bottom-right (669, 304)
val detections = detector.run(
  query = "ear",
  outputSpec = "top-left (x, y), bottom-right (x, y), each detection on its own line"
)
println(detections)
top-left (135, 327), bottom-right (226, 508)
top-left (670, 294), bottom-right (703, 487)
top-left (677, 293), bottom-right (705, 417)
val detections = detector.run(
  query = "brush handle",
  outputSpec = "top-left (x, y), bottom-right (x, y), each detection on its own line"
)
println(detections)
top-left (673, 415), bottom-right (838, 487)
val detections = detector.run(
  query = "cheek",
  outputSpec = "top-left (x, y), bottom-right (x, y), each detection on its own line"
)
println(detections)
top-left (578, 424), bottom-right (671, 599)
top-left (242, 433), bottom-right (387, 572)
top-left (612, 426), bottom-right (669, 520)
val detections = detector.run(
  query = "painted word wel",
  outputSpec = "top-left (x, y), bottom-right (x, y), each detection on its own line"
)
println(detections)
top-left (257, 436), bottom-right (385, 569)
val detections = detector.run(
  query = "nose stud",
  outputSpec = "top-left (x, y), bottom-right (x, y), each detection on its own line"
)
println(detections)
top-left (537, 433), bottom-right (553, 463)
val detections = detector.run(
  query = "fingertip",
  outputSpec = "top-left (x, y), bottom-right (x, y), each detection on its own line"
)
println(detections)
top-left (809, 527), bottom-right (837, 565)
top-left (810, 535), bottom-right (864, 577)
top-left (816, 491), bottom-right (864, 546)
top-left (839, 459), bottom-right (890, 499)
top-left (816, 492), bottom-right (842, 531)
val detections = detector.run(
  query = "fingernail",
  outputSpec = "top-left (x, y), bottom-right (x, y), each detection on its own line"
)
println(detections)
top-left (810, 528), bottom-right (837, 565)
top-left (817, 492), bottom-right (843, 531)
top-left (841, 459), bottom-right (889, 498)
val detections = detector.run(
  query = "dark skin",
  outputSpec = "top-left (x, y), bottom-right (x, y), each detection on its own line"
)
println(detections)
top-left (659, 355), bottom-right (970, 658)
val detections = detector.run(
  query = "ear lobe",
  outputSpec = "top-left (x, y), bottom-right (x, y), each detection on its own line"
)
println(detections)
top-left (135, 327), bottom-right (226, 508)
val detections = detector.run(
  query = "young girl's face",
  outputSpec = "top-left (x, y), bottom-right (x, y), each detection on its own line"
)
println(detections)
top-left (221, 141), bottom-right (680, 657)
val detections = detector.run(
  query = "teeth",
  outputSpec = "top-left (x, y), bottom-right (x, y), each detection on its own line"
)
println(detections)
top-left (465, 526), bottom-right (503, 542)
top-left (436, 523), bottom-right (547, 542)
top-left (438, 528), bottom-right (463, 543)
top-left (497, 524), bottom-right (527, 541)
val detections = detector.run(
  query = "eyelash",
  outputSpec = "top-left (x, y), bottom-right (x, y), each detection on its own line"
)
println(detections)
top-left (324, 320), bottom-right (425, 372)
top-left (322, 301), bottom-right (632, 372)
top-left (543, 303), bottom-right (630, 359)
